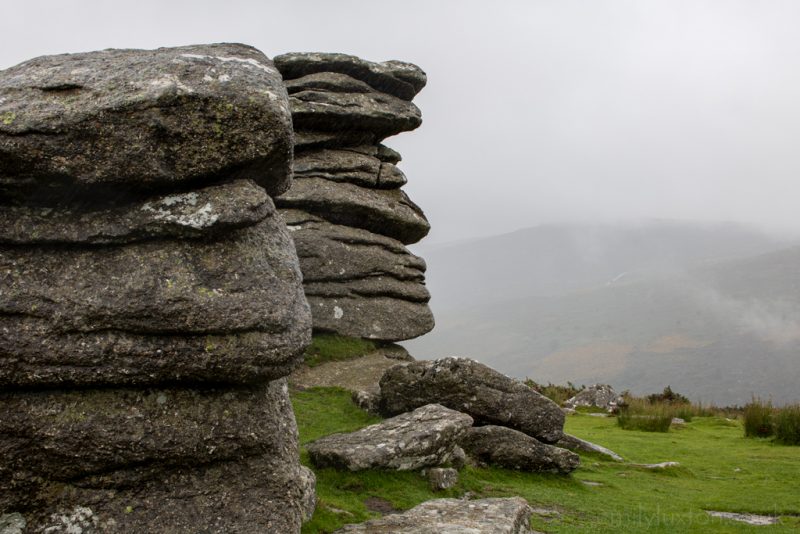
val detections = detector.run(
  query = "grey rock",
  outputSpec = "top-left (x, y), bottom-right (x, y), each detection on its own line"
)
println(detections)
top-left (334, 497), bottom-right (533, 534)
top-left (449, 446), bottom-right (468, 470)
top-left (294, 130), bottom-right (379, 150)
top-left (294, 149), bottom-right (407, 189)
top-left (307, 404), bottom-right (473, 471)
top-left (1, 379), bottom-right (315, 533)
top-left (427, 468), bottom-right (458, 491)
top-left (352, 389), bottom-right (382, 414)
top-left (0, 43), bottom-right (293, 200)
top-left (632, 461), bottom-right (681, 469)
top-left (556, 434), bottom-right (624, 462)
top-left (564, 384), bottom-right (624, 413)
top-left (380, 358), bottom-right (565, 443)
top-left (0, 215), bottom-right (311, 387)
top-left (289, 89), bottom-right (422, 141)
top-left (274, 52), bottom-right (426, 100)
top-left (277, 177), bottom-right (430, 244)
top-left (285, 72), bottom-right (377, 94)
top-left (460, 426), bottom-right (579, 474)
top-left (0, 514), bottom-right (25, 534)
top-left (282, 211), bottom-right (433, 341)
top-left (0, 179), bottom-right (271, 245)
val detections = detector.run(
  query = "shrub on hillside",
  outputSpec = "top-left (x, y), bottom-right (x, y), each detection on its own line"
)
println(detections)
top-left (646, 385), bottom-right (690, 405)
top-left (743, 397), bottom-right (774, 438)
top-left (773, 404), bottom-right (800, 445)
top-left (617, 398), bottom-right (674, 432)
top-left (524, 380), bottom-right (582, 406)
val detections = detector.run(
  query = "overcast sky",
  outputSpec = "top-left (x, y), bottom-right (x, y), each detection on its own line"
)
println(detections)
top-left (4, 0), bottom-right (800, 243)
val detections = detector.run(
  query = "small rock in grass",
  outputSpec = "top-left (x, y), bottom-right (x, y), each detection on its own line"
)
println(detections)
top-left (427, 468), bottom-right (459, 491)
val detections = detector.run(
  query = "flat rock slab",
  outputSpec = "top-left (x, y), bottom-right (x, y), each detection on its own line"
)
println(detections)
top-left (308, 404), bottom-right (473, 471)
top-left (290, 345), bottom-right (412, 393)
top-left (0, 179), bottom-right (271, 245)
top-left (334, 497), bottom-right (533, 533)
top-left (277, 177), bottom-right (430, 244)
top-left (705, 511), bottom-right (779, 526)
top-left (1, 379), bottom-right (316, 533)
top-left (275, 52), bottom-right (426, 100)
top-left (0, 43), bottom-right (293, 200)
top-left (556, 434), bottom-right (624, 462)
top-left (0, 216), bottom-right (311, 387)
top-left (293, 148), bottom-right (407, 189)
top-left (460, 426), bottom-right (579, 474)
top-left (380, 358), bottom-right (565, 443)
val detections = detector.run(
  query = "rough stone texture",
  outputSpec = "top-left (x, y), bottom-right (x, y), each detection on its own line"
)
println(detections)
top-left (307, 404), bottom-right (473, 471)
top-left (459, 426), bottom-right (579, 474)
top-left (426, 468), bottom-right (459, 491)
top-left (380, 358), bottom-right (565, 443)
top-left (294, 149), bottom-right (407, 189)
top-left (0, 179), bottom-right (271, 245)
top-left (275, 52), bottom-right (426, 100)
top-left (334, 497), bottom-right (533, 534)
top-left (352, 389), bottom-right (382, 414)
top-left (1, 379), bottom-right (316, 533)
top-left (0, 43), bottom-right (293, 200)
top-left (278, 178), bottom-right (429, 244)
top-left (0, 514), bottom-right (25, 534)
top-left (449, 446), bottom-right (468, 470)
top-left (288, 89), bottom-right (421, 140)
top-left (556, 434), bottom-right (624, 462)
top-left (564, 384), bottom-right (624, 412)
top-left (0, 215), bottom-right (311, 387)
top-left (282, 210), bottom-right (433, 341)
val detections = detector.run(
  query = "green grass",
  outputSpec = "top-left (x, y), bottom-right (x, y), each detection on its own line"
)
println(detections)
top-left (302, 334), bottom-right (378, 368)
top-left (617, 399), bottom-right (675, 432)
top-left (293, 387), bottom-right (800, 533)
top-left (743, 398), bottom-right (775, 438)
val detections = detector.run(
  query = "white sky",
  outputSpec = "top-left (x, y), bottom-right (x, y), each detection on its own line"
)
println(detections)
top-left (4, 0), bottom-right (800, 242)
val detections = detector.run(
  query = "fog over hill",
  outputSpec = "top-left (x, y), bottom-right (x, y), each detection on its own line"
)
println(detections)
top-left (403, 221), bottom-right (800, 406)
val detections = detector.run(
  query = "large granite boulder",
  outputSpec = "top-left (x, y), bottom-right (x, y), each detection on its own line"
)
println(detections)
top-left (0, 43), bottom-right (293, 200)
top-left (0, 44), bottom-right (314, 533)
top-left (334, 497), bottom-right (533, 534)
top-left (275, 53), bottom-right (433, 341)
top-left (307, 404), bottom-right (472, 471)
top-left (460, 426), bottom-right (579, 474)
top-left (380, 358), bottom-right (565, 443)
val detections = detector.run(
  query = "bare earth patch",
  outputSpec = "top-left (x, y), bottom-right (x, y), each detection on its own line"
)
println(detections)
top-left (290, 346), bottom-right (411, 393)
top-left (705, 511), bottom-right (779, 526)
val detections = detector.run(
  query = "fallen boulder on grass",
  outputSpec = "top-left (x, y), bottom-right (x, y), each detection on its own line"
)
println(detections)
top-left (556, 434), bottom-right (624, 462)
top-left (379, 357), bottom-right (565, 443)
top-left (307, 404), bottom-right (473, 471)
top-left (459, 426), bottom-right (579, 474)
top-left (334, 497), bottom-right (534, 533)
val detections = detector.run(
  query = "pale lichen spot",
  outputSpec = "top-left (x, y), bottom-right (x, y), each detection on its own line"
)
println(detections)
top-left (333, 306), bottom-right (344, 319)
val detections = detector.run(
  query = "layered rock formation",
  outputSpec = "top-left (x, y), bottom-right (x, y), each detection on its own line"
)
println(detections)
top-left (0, 44), bottom-right (314, 532)
top-left (273, 53), bottom-right (434, 342)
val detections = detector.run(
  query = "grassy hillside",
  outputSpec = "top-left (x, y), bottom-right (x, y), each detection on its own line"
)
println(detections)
top-left (293, 387), bottom-right (800, 533)
top-left (406, 244), bottom-right (800, 406)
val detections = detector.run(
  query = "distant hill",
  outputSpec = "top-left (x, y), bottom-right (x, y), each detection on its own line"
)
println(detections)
top-left (404, 221), bottom-right (800, 406)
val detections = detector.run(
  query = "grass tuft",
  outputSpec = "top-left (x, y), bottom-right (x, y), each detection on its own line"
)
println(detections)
top-left (774, 404), bottom-right (800, 445)
top-left (303, 334), bottom-right (377, 368)
top-left (743, 397), bottom-right (774, 438)
top-left (617, 398), bottom-right (674, 432)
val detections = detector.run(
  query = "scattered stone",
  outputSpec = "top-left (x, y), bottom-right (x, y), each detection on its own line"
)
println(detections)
top-left (581, 480), bottom-right (604, 487)
top-left (352, 389), bottom-right (382, 414)
top-left (672, 417), bottom-right (686, 425)
top-left (631, 461), bottom-right (681, 470)
top-left (705, 511), bottom-right (779, 526)
top-left (556, 434), bottom-right (624, 462)
top-left (0, 43), bottom-right (293, 200)
top-left (427, 468), bottom-right (459, 491)
top-left (380, 358), bottom-right (565, 443)
top-left (307, 404), bottom-right (473, 471)
top-left (564, 384), bottom-right (624, 413)
top-left (459, 426), bottom-right (579, 474)
top-left (334, 497), bottom-right (533, 533)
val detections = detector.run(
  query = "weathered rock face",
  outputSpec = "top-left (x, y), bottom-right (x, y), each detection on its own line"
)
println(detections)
top-left (460, 426), bottom-right (580, 474)
top-left (0, 44), bottom-right (313, 533)
top-left (307, 404), bottom-right (473, 471)
top-left (380, 358), bottom-right (565, 443)
top-left (0, 43), bottom-right (293, 200)
top-left (334, 497), bottom-right (533, 534)
top-left (275, 53), bottom-right (433, 342)
top-left (564, 384), bottom-right (625, 412)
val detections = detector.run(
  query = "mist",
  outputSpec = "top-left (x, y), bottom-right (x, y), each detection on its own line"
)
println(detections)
top-left (5, 1), bottom-right (800, 242)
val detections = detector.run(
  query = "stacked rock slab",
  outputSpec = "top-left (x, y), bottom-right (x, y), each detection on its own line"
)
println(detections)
top-left (273, 53), bottom-right (434, 342)
top-left (0, 44), bottom-right (314, 532)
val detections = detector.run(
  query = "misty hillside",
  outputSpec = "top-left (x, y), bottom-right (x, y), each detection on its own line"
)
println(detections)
top-left (404, 222), bottom-right (800, 406)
